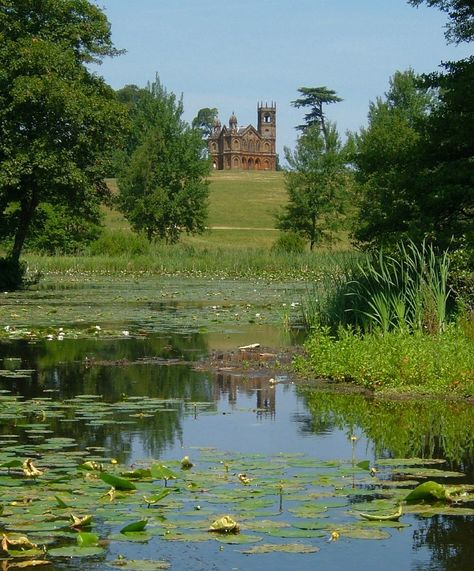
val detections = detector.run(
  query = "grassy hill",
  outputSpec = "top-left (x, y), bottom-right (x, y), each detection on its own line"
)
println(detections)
top-left (106, 170), bottom-right (287, 250)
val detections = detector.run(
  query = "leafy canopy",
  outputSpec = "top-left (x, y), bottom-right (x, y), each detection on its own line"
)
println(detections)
top-left (0, 0), bottom-right (127, 264)
top-left (277, 123), bottom-right (348, 250)
top-left (118, 76), bottom-right (210, 244)
top-left (408, 0), bottom-right (474, 43)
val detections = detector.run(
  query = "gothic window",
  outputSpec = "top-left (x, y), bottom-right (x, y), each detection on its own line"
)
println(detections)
top-left (233, 157), bottom-right (240, 168)
top-left (264, 114), bottom-right (272, 123)
top-left (264, 142), bottom-right (270, 152)
top-left (249, 140), bottom-right (255, 152)
top-left (233, 139), bottom-right (240, 150)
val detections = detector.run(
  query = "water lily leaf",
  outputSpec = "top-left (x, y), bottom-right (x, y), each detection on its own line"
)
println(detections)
top-left (48, 545), bottom-right (105, 557)
top-left (77, 532), bottom-right (99, 547)
top-left (55, 496), bottom-right (69, 508)
top-left (356, 460), bottom-right (370, 471)
top-left (339, 526), bottom-right (391, 540)
top-left (214, 533), bottom-right (262, 544)
top-left (142, 489), bottom-right (172, 506)
top-left (241, 543), bottom-right (320, 554)
top-left (150, 464), bottom-right (177, 482)
top-left (358, 504), bottom-right (402, 521)
top-left (404, 481), bottom-right (449, 502)
top-left (266, 529), bottom-right (326, 538)
top-left (109, 532), bottom-right (151, 543)
top-left (100, 472), bottom-right (136, 491)
top-left (1, 459), bottom-right (23, 469)
top-left (107, 559), bottom-right (171, 570)
top-left (120, 520), bottom-right (147, 533)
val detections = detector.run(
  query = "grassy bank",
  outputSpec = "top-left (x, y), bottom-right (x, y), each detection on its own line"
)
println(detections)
top-left (296, 325), bottom-right (474, 397)
top-left (296, 242), bottom-right (474, 397)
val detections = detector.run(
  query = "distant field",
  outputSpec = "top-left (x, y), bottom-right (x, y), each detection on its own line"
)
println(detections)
top-left (104, 171), bottom-right (351, 251)
top-left (106, 171), bottom-right (287, 250)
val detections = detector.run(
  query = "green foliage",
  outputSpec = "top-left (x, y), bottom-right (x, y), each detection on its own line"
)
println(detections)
top-left (303, 240), bottom-right (452, 334)
top-left (297, 324), bottom-right (474, 395)
top-left (271, 232), bottom-right (306, 254)
top-left (292, 86), bottom-right (343, 136)
top-left (192, 107), bottom-right (218, 138)
top-left (118, 76), bottom-right (211, 243)
top-left (88, 230), bottom-right (151, 257)
top-left (351, 70), bottom-right (435, 249)
top-left (408, 0), bottom-right (474, 44)
top-left (277, 123), bottom-right (349, 250)
top-left (25, 203), bottom-right (102, 254)
top-left (0, 257), bottom-right (26, 291)
top-left (0, 0), bottom-right (127, 268)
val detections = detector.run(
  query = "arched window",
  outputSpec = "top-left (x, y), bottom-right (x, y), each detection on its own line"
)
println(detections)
top-left (233, 157), bottom-right (240, 168)
top-left (233, 139), bottom-right (240, 150)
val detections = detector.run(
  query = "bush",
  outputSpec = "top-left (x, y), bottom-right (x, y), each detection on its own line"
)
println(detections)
top-left (0, 257), bottom-right (26, 291)
top-left (88, 230), bottom-right (151, 257)
top-left (296, 325), bottom-right (474, 396)
top-left (26, 204), bottom-right (102, 255)
top-left (271, 232), bottom-right (305, 254)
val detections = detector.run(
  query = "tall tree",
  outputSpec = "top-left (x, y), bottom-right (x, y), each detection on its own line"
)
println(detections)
top-left (277, 123), bottom-right (348, 250)
top-left (292, 86), bottom-right (342, 144)
top-left (118, 76), bottom-right (210, 243)
top-left (352, 70), bottom-right (435, 249)
top-left (192, 107), bottom-right (218, 138)
top-left (408, 1), bottom-right (474, 43)
top-left (0, 0), bottom-right (126, 269)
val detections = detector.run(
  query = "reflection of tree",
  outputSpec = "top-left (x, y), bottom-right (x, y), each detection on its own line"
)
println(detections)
top-left (297, 389), bottom-right (474, 472)
top-left (0, 335), bottom-right (215, 463)
top-left (412, 516), bottom-right (474, 571)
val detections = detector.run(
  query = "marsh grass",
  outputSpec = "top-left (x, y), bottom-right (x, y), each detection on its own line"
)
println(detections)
top-left (24, 241), bottom-right (356, 282)
top-left (302, 241), bottom-right (452, 334)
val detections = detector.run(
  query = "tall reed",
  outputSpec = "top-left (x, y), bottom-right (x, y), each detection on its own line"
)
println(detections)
top-left (303, 240), bottom-right (452, 334)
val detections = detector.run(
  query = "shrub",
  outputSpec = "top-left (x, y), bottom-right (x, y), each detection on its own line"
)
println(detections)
top-left (88, 230), bottom-right (151, 257)
top-left (26, 204), bottom-right (102, 255)
top-left (271, 232), bottom-right (305, 254)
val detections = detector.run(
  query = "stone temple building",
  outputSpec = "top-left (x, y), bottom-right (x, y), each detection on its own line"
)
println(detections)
top-left (208, 103), bottom-right (276, 171)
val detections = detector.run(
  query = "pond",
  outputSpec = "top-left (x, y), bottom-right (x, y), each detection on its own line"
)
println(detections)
top-left (0, 277), bottom-right (473, 570)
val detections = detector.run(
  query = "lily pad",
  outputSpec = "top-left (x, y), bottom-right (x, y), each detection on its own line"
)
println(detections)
top-left (241, 543), bottom-right (320, 554)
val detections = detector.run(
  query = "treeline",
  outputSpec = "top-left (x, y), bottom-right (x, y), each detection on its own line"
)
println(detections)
top-left (0, 0), bottom-right (472, 293)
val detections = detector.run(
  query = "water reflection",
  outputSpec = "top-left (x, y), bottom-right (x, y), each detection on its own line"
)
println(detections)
top-left (1, 334), bottom-right (474, 571)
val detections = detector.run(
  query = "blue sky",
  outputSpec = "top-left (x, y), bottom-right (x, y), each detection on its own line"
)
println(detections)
top-left (92, 0), bottom-right (471, 157)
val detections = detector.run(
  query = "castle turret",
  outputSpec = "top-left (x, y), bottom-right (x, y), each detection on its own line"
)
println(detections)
top-left (257, 102), bottom-right (276, 139)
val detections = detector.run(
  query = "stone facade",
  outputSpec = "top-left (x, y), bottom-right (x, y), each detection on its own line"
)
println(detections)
top-left (208, 103), bottom-right (276, 171)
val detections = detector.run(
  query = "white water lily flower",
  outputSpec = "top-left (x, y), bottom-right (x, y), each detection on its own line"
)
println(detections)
top-left (95, 325), bottom-right (101, 331)
top-left (4, 325), bottom-right (10, 332)
top-left (122, 330), bottom-right (130, 336)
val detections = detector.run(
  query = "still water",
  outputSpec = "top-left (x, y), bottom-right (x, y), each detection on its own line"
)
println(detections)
top-left (0, 331), bottom-right (473, 571)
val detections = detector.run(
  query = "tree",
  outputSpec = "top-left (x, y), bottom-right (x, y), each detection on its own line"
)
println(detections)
top-left (408, 1), bottom-right (474, 44)
top-left (351, 70), bottom-right (435, 249)
top-left (277, 123), bottom-right (348, 250)
top-left (0, 0), bottom-right (127, 271)
top-left (118, 76), bottom-right (210, 243)
top-left (292, 86), bottom-right (343, 143)
top-left (192, 107), bottom-right (218, 138)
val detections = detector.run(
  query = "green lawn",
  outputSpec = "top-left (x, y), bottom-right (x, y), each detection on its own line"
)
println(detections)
top-left (105, 171), bottom-right (287, 250)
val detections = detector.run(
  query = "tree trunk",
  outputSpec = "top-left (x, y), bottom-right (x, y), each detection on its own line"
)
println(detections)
top-left (10, 189), bottom-right (39, 263)
top-left (310, 212), bottom-right (317, 251)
